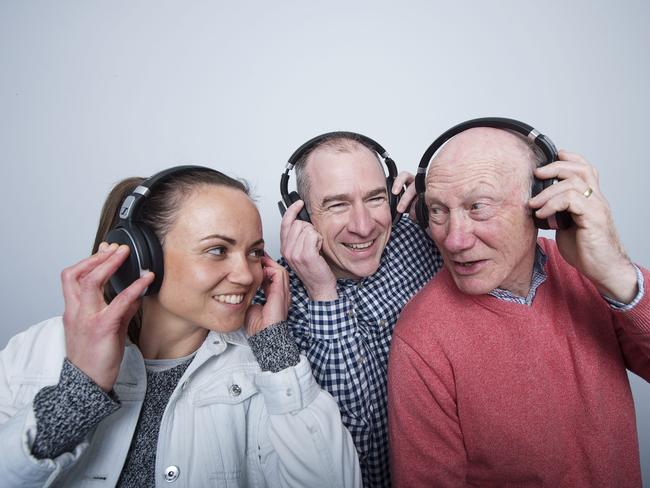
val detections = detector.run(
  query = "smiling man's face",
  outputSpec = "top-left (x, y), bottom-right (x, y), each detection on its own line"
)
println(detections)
top-left (306, 143), bottom-right (392, 280)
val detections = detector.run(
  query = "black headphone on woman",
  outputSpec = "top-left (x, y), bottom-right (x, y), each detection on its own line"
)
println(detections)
top-left (278, 131), bottom-right (403, 224)
top-left (414, 117), bottom-right (573, 231)
top-left (105, 165), bottom-right (219, 295)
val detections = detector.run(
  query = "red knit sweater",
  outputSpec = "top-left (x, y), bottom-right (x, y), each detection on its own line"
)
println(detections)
top-left (388, 239), bottom-right (650, 487)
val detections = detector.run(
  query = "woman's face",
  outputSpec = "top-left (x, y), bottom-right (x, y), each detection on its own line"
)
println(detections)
top-left (153, 185), bottom-right (264, 333)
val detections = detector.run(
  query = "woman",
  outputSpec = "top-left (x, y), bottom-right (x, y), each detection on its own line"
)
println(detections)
top-left (0, 166), bottom-right (361, 487)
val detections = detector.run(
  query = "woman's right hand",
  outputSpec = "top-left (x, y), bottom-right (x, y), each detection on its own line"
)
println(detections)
top-left (61, 243), bottom-right (154, 392)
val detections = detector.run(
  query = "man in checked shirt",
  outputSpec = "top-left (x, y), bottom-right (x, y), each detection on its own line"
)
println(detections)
top-left (256, 132), bottom-right (443, 487)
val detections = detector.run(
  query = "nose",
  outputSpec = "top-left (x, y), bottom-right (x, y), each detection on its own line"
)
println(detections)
top-left (347, 203), bottom-right (374, 236)
top-left (442, 210), bottom-right (475, 254)
top-left (228, 253), bottom-right (256, 286)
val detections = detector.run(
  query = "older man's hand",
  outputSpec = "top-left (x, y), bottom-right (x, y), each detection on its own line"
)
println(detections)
top-left (528, 150), bottom-right (638, 303)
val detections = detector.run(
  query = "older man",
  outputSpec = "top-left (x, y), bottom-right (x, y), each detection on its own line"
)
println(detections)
top-left (257, 132), bottom-right (443, 487)
top-left (388, 122), bottom-right (650, 487)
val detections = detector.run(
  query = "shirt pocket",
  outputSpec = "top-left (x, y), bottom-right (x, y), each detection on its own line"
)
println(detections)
top-left (192, 371), bottom-right (259, 487)
top-left (9, 376), bottom-right (58, 409)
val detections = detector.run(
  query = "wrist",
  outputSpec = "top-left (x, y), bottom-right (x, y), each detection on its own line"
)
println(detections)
top-left (596, 262), bottom-right (638, 304)
top-left (306, 282), bottom-right (338, 301)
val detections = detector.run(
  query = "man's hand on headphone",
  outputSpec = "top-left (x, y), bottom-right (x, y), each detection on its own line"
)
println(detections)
top-left (529, 150), bottom-right (637, 304)
top-left (280, 200), bottom-right (338, 301)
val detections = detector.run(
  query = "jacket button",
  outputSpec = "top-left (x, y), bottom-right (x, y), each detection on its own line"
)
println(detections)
top-left (163, 465), bottom-right (179, 482)
top-left (229, 384), bottom-right (242, 397)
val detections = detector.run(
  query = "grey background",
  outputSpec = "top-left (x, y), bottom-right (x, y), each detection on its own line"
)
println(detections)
top-left (1, 0), bottom-right (648, 482)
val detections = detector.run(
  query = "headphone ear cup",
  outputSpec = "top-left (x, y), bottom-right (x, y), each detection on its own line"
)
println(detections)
top-left (288, 191), bottom-right (311, 222)
top-left (105, 224), bottom-right (151, 294)
top-left (386, 176), bottom-right (401, 223)
top-left (531, 176), bottom-right (573, 230)
top-left (531, 175), bottom-right (547, 229)
top-left (415, 195), bottom-right (429, 230)
top-left (138, 224), bottom-right (164, 295)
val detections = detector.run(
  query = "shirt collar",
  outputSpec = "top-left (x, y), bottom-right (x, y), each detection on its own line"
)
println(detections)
top-left (488, 244), bottom-right (547, 306)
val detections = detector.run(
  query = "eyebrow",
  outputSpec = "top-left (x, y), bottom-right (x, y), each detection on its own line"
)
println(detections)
top-left (320, 187), bottom-right (387, 207)
top-left (200, 234), bottom-right (265, 247)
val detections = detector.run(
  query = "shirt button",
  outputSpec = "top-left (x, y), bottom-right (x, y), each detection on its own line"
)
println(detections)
top-left (358, 354), bottom-right (366, 364)
top-left (286, 388), bottom-right (293, 397)
top-left (347, 309), bottom-right (356, 318)
top-left (379, 319), bottom-right (387, 327)
top-left (229, 384), bottom-right (242, 397)
top-left (163, 465), bottom-right (179, 482)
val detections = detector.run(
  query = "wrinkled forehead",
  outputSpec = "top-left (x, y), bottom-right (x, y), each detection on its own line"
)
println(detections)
top-left (427, 127), bottom-right (534, 181)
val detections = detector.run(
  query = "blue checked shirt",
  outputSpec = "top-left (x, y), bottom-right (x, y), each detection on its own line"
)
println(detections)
top-left (256, 216), bottom-right (443, 488)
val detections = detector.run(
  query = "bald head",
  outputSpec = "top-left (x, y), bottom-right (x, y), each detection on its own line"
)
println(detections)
top-left (426, 127), bottom-right (540, 201)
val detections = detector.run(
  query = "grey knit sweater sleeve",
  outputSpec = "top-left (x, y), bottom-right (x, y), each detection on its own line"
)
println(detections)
top-left (247, 321), bottom-right (300, 373)
top-left (31, 358), bottom-right (120, 459)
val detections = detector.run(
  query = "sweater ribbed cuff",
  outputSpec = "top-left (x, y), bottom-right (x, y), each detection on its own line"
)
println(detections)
top-left (247, 321), bottom-right (300, 372)
top-left (31, 358), bottom-right (120, 459)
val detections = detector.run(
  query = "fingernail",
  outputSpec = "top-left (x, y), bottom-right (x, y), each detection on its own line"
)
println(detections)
top-left (98, 242), bottom-right (109, 252)
top-left (116, 244), bottom-right (129, 254)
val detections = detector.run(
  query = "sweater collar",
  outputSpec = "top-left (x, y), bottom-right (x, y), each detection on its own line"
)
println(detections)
top-left (488, 244), bottom-right (548, 306)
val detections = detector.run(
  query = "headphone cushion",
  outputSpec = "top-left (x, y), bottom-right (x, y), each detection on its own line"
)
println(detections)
top-left (415, 196), bottom-right (428, 230)
top-left (139, 223), bottom-right (164, 294)
top-left (105, 225), bottom-right (150, 294)
top-left (288, 191), bottom-right (311, 222)
top-left (385, 176), bottom-right (400, 223)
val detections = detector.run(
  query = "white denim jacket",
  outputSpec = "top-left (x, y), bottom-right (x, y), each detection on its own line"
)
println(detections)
top-left (0, 317), bottom-right (361, 487)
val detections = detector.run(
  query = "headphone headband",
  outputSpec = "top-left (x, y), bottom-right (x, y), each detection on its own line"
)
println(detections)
top-left (287, 131), bottom-right (391, 167)
top-left (414, 117), bottom-right (558, 197)
top-left (117, 165), bottom-right (217, 222)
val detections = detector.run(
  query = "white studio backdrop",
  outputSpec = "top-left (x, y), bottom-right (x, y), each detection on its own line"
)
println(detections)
top-left (1, 0), bottom-right (649, 482)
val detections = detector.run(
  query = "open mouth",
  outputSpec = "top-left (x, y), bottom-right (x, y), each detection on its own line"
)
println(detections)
top-left (451, 259), bottom-right (486, 274)
top-left (344, 240), bottom-right (374, 250)
top-left (213, 294), bottom-right (245, 304)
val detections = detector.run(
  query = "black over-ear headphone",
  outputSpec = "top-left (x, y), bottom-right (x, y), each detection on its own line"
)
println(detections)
top-left (279, 131), bottom-right (403, 224)
top-left (414, 117), bottom-right (573, 231)
top-left (105, 165), bottom-right (219, 296)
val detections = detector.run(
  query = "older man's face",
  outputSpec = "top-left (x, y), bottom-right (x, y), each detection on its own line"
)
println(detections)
top-left (424, 128), bottom-right (538, 296)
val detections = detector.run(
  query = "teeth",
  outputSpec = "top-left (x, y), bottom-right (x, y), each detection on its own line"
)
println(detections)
top-left (214, 294), bottom-right (244, 304)
top-left (346, 241), bottom-right (373, 250)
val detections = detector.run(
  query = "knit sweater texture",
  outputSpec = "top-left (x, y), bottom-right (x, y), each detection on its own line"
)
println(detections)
top-left (388, 238), bottom-right (650, 487)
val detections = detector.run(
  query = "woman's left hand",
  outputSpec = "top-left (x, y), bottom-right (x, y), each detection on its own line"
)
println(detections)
top-left (245, 256), bottom-right (291, 336)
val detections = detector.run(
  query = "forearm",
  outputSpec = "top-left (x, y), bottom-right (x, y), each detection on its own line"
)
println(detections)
top-left (612, 266), bottom-right (650, 380)
top-left (32, 358), bottom-right (120, 459)
top-left (248, 321), bottom-right (300, 372)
